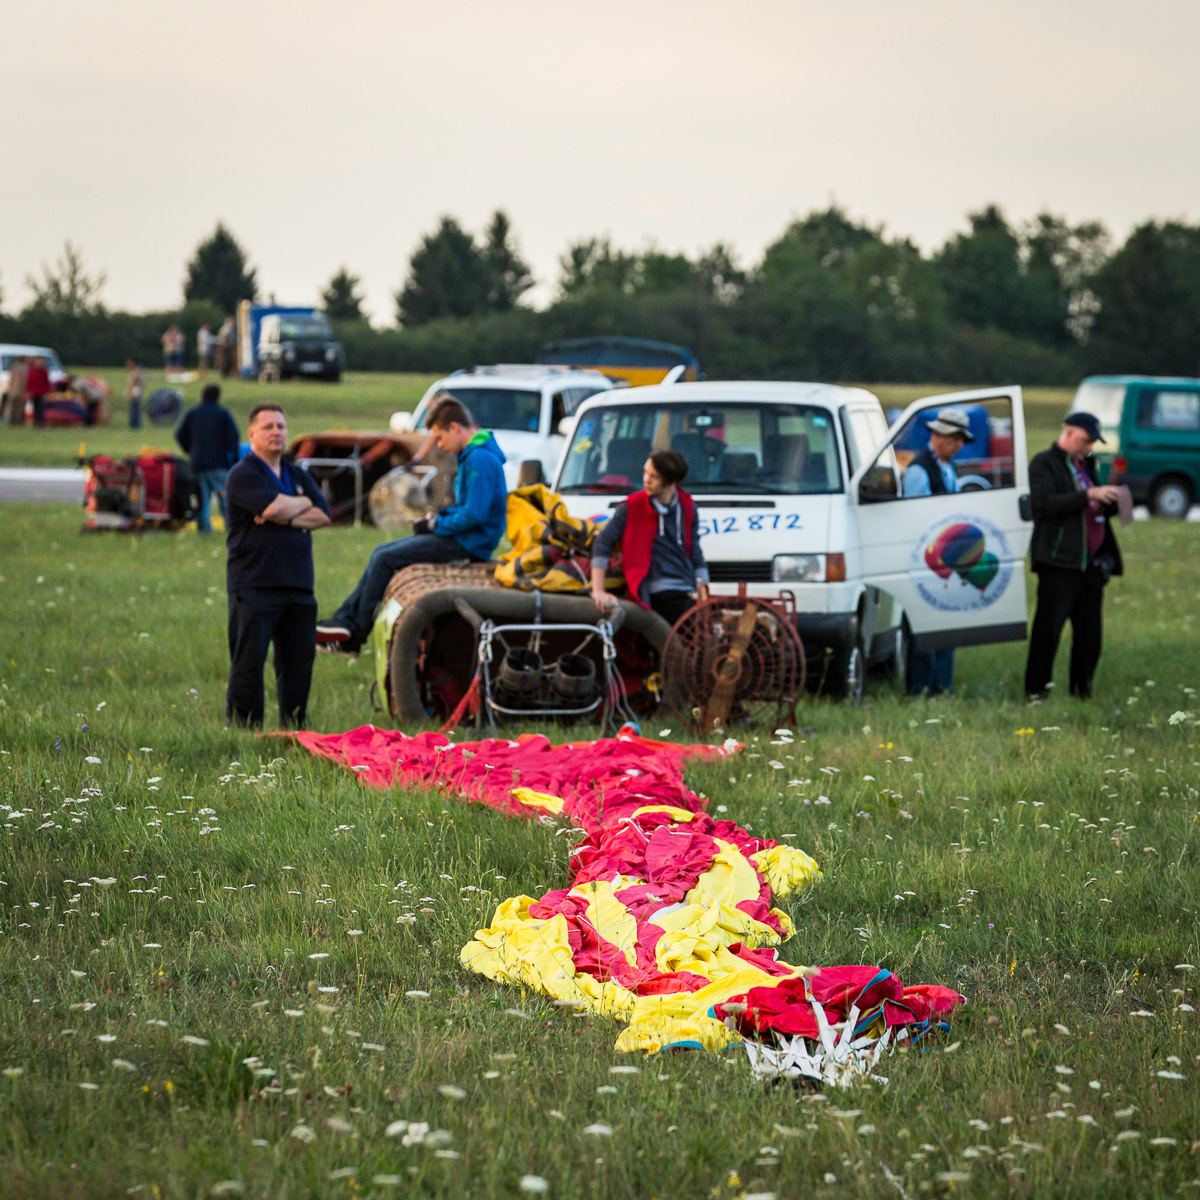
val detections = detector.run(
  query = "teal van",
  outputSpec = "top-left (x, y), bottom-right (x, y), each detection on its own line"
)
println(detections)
top-left (1068, 375), bottom-right (1200, 518)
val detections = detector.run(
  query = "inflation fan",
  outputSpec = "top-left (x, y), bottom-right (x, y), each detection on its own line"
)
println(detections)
top-left (661, 590), bottom-right (805, 732)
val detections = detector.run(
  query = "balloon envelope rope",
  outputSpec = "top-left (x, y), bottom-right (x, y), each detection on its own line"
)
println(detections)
top-left (291, 724), bottom-right (964, 1084)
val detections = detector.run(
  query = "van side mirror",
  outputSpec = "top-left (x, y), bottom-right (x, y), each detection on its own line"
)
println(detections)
top-left (858, 465), bottom-right (899, 504)
top-left (557, 415), bottom-right (577, 438)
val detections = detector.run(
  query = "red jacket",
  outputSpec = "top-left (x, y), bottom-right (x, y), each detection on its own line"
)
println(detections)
top-left (622, 487), bottom-right (695, 609)
top-left (25, 364), bottom-right (51, 398)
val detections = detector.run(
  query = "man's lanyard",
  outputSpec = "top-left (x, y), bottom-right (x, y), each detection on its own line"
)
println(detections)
top-left (249, 452), bottom-right (295, 496)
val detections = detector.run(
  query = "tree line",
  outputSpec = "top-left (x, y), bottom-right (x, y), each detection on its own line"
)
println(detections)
top-left (3, 207), bottom-right (1198, 382)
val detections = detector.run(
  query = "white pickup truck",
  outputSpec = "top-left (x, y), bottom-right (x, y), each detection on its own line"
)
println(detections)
top-left (552, 380), bottom-right (1033, 701)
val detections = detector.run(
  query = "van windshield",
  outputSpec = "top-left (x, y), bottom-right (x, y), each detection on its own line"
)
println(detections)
top-left (443, 387), bottom-right (542, 433)
top-left (558, 402), bottom-right (843, 495)
top-left (279, 318), bottom-right (332, 340)
top-left (1070, 382), bottom-right (1125, 429)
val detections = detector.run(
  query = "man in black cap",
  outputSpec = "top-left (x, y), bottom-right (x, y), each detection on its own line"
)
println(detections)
top-left (1024, 412), bottom-right (1123, 700)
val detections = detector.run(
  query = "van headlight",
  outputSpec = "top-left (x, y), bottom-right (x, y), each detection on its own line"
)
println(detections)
top-left (772, 554), bottom-right (825, 582)
top-left (325, 348), bottom-right (338, 361)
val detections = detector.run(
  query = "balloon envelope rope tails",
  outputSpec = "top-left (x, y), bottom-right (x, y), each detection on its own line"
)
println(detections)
top-left (292, 724), bottom-right (964, 1084)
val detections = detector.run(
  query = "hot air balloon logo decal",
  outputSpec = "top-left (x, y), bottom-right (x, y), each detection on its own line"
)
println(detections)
top-left (910, 514), bottom-right (1013, 613)
top-left (923, 522), bottom-right (999, 592)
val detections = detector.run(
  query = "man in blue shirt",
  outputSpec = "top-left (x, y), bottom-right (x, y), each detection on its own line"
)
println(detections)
top-left (317, 395), bottom-right (507, 653)
top-left (902, 407), bottom-right (971, 697)
top-left (224, 404), bottom-right (331, 727)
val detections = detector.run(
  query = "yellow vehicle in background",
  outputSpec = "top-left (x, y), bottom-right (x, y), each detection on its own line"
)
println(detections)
top-left (537, 336), bottom-right (702, 387)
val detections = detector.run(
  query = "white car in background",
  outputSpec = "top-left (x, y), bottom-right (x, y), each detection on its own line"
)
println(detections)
top-left (0, 344), bottom-right (68, 404)
top-left (398, 365), bottom-right (616, 491)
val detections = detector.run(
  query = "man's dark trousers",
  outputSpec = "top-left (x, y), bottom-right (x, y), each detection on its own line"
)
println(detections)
top-left (1024, 566), bottom-right (1105, 699)
top-left (330, 534), bottom-right (472, 647)
top-left (227, 589), bottom-right (318, 727)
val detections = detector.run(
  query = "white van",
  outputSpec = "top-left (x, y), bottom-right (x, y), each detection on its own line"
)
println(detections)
top-left (552, 381), bottom-right (1032, 700)
top-left (402, 365), bottom-right (615, 492)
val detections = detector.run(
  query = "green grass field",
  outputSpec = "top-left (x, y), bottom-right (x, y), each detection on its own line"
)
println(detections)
top-left (0, 372), bottom-right (1075, 469)
top-left (1, 501), bottom-right (1199, 1199)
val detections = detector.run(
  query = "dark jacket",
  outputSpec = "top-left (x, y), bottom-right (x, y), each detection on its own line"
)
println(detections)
top-left (1029, 443), bottom-right (1122, 576)
top-left (175, 400), bottom-right (240, 471)
top-left (911, 445), bottom-right (951, 495)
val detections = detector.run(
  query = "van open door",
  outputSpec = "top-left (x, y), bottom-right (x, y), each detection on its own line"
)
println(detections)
top-left (850, 387), bottom-right (1032, 650)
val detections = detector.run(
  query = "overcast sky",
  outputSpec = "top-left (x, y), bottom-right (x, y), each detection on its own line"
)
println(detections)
top-left (5, 0), bottom-right (1198, 324)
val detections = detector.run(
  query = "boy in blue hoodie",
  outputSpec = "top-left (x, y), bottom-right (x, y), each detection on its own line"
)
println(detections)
top-left (317, 395), bottom-right (507, 652)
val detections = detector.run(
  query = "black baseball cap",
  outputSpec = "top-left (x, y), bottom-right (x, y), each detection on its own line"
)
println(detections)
top-left (1063, 412), bottom-right (1106, 443)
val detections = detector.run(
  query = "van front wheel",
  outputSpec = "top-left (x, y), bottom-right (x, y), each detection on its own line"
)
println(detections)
top-left (829, 641), bottom-right (865, 706)
top-left (1152, 477), bottom-right (1192, 520)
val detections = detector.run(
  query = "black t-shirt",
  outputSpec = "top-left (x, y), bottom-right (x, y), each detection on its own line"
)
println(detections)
top-left (224, 454), bottom-right (330, 593)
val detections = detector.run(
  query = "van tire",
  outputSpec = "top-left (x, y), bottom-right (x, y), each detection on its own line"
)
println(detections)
top-left (886, 623), bottom-right (908, 683)
top-left (826, 641), bottom-right (865, 705)
top-left (1152, 477), bottom-right (1192, 520)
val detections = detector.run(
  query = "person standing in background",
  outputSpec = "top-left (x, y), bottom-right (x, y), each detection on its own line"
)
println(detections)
top-left (900, 406), bottom-right (972, 697)
top-left (175, 383), bottom-right (240, 533)
top-left (197, 323), bottom-right (215, 379)
top-left (126, 359), bottom-right (144, 429)
top-left (1024, 412), bottom-right (1123, 700)
top-left (3, 356), bottom-right (28, 426)
top-left (217, 318), bottom-right (237, 378)
top-left (24, 356), bottom-right (51, 428)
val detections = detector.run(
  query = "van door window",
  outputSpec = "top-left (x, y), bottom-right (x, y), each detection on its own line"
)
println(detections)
top-left (1137, 389), bottom-right (1200, 432)
top-left (550, 393), bottom-right (566, 431)
top-left (885, 396), bottom-right (1015, 498)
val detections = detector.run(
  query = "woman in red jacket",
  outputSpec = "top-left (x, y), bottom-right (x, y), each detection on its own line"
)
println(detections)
top-left (590, 448), bottom-right (709, 627)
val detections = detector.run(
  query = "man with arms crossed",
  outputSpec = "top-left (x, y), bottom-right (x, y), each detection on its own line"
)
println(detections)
top-left (224, 403), bottom-right (331, 727)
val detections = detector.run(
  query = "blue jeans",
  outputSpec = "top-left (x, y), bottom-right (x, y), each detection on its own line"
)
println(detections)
top-left (196, 467), bottom-right (229, 533)
top-left (330, 534), bottom-right (474, 646)
top-left (907, 648), bottom-right (955, 697)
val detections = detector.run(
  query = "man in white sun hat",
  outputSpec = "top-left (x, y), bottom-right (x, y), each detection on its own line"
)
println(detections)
top-left (902, 406), bottom-right (972, 696)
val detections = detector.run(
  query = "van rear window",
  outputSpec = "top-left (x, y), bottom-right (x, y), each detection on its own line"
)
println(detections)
top-left (1137, 390), bottom-right (1200, 432)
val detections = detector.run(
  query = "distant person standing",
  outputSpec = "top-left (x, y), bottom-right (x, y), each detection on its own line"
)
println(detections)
top-left (223, 403), bottom-right (331, 727)
top-left (1024, 412), bottom-right (1123, 700)
top-left (3, 356), bottom-right (28, 426)
top-left (217, 318), bottom-right (237, 378)
top-left (175, 383), bottom-right (240, 533)
top-left (901, 407), bottom-right (971, 697)
top-left (126, 359), bottom-right (145, 429)
top-left (162, 323), bottom-right (184, 375)
top-left (24, 356), bottom-right (51, 428)
top-left (197, 323), bottom-right (215, 379)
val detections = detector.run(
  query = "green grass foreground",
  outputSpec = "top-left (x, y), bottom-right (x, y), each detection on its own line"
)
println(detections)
top-left (0, 372), bottom-right (1076, 469)
top-left (1, 504), bottom-right (1198, 1199)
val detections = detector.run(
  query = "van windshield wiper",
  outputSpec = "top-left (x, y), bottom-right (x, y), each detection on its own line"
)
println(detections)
top-left (559, 482), bottom-right (632, 494)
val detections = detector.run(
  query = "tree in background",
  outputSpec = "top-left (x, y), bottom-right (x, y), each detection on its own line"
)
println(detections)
top-left (396, 217), bottom-right (492, 326)
top-left (557, 237), bottom-right (640, 297)
top-left (695, 243), bottom-right (746, 306)
top-left (483, 211), bottom-right (533, 311)
top-left (24, 240), bottom-right (107, 317)
top-left (322, 267), bottom-right (366, 321)
top-left (935, 205), bottom-right (1077, 346)
top-left (1089, 220), bottom-right (1200, 375)
top-left (183, 223), bottom-right (258, 315)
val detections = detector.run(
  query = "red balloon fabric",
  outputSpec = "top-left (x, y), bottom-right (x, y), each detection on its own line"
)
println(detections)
top-left (291, 724), bottom-right (963, 1063)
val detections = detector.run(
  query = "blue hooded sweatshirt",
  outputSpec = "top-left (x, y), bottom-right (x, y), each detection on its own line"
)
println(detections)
top-left (435, 430), bottom-right (507, 560)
